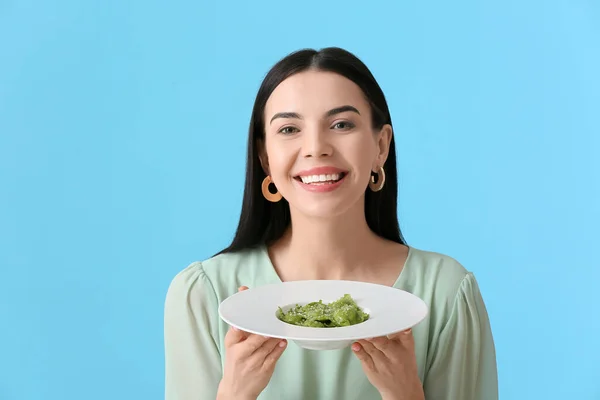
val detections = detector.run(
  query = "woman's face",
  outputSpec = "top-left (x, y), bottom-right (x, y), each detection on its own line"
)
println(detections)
top-left (261, 70), bottom-right (392, 218)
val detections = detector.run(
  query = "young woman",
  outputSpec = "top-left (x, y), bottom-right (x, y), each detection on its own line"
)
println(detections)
top-left (164, 47), bottom-right (498, 400)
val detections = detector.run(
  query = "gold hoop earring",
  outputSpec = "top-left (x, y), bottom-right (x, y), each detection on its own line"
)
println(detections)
top-left (261, 176), bottom-right (282, 202)
top-left (369, 166), bottom-right (386, 192)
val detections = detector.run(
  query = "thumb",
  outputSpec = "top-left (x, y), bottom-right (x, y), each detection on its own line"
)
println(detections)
top-left (397, 328), bottom-right (415, 349)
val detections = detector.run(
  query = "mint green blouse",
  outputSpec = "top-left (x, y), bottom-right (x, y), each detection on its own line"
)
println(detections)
top-left (164, 245), bottom-right (498, 400)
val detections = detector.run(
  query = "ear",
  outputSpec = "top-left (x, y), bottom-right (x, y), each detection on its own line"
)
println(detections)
top-left (373, 124), bottom-right (393, 170)
top-left (257, 138), bottom-right (270, 176)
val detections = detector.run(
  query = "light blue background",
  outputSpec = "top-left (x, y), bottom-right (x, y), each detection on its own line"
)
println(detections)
top-left (1, 1), bottom-right (599, 399)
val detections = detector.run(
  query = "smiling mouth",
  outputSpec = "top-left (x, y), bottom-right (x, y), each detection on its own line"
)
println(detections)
top-left (294, 172), bottom-right (347, 185)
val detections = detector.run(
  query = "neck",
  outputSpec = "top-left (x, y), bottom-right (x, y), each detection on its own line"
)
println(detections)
top-left (271, 201), bottom-right (384, 280)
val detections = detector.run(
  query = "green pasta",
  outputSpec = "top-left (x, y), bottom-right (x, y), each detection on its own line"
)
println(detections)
top-left (277, 294), bottom-right (369, 327)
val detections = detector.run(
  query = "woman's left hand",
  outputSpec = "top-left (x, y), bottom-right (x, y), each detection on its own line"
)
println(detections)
top-left (352, 329), bottom-right (425, 400)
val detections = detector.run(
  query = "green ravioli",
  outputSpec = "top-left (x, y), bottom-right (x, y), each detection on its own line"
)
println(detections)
top-left (277, 294), bottom-right (369, 327)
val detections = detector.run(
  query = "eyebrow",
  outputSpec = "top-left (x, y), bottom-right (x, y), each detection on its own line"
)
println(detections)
top-left (269, 105), bottom-right (360, 125)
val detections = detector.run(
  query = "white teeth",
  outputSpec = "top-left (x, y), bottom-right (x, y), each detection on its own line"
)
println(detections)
top-left (299, 173), bottom-right (342, 184)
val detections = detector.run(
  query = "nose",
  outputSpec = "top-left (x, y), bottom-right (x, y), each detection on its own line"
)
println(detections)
top-left (301, 126), bottom-right (333, 158)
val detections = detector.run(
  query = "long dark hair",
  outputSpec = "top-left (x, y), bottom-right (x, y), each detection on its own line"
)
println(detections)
top-left (217, 47), bottom-right (406, 255)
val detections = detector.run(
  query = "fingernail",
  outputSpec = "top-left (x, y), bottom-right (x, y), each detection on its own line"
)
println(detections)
top-left (279, 340), bottom-right (287, 348)
top-left (232, 326), bottom-right (239, 331)
top-left (352, 343), bottom-right (360, 352)
top-left (403, 329), bottom-right (412, 335)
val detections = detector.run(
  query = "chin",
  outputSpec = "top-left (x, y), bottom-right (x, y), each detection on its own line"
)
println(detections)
top-left (290, 198), bottom-right (359, 220)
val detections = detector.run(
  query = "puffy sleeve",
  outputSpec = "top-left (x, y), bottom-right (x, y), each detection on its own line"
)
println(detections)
top-left (164, 262), bottom-right (223, 400)
top-left (423, 273), bottom-right (498, 400)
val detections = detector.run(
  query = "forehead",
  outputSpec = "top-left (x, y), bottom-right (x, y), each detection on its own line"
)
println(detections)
top-left (264, 70), bottom-right (369, 117)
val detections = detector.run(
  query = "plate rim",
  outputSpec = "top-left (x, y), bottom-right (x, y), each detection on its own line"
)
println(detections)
top-left (218, 280), bottom-right (429, 341)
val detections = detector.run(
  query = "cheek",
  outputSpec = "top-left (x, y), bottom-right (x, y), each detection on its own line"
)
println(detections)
top-left (347, 137), bottom-right (378, 170)
top-left (265, 144), bottom-right (294, 180)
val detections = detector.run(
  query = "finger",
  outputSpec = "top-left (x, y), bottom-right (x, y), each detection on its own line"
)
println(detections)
top-left (237, 333), bottom-right (272, 357)
top-left (251, 337), bottom-right (281, 359)
top-left (263, 339), bottom-right (287, 370)
top-left (366, 336), bottom-right (397, 358)
top-left (224, 325), bottom-right (249, 348)
top-left (358, 339), bottom-right (387, 364)
top-left (252, 338), bottom-right (286, 367)
top-left (238, 285), bottom-right (249, 292)
top-left (351, 342), bottom-right (375, 371)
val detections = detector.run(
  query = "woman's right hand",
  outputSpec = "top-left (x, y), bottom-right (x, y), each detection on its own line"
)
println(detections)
top-left (217, 286), bottom-right (288, 400)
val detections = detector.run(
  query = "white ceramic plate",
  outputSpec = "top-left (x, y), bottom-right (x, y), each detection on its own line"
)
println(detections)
top-left (218, 280), bottom-right (428, 350)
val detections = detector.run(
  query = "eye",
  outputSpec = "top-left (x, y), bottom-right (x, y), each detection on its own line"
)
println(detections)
top-left (278, 126), bottom-right (299, 135)
top-left (331, 121), bottom-right (355, 130)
